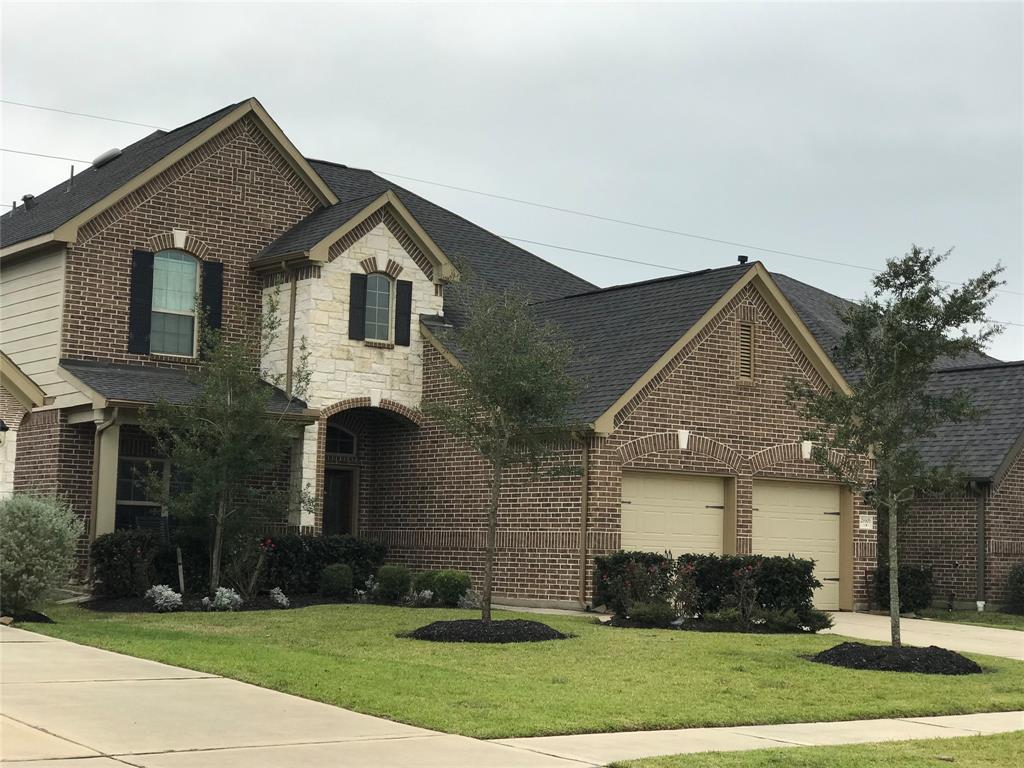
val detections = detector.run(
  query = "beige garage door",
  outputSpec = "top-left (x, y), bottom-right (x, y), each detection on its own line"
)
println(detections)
top-left (752, 480), bottom-right (840, 610)
top-left (621, 472), bottom-right (724, 555)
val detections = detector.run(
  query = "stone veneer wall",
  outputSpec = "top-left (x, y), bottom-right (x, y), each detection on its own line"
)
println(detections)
top-left (357, 283), bottom-right (877, 607)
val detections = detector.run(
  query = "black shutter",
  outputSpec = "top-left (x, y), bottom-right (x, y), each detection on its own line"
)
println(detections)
top-left (395, 280), bottom-right (413, 347)
top-left (127, 249), bottom-right (154, 353)
top-left (201, 261), bottom-right (224, 331)
top-left (348, 273), bottom-right (367, 340)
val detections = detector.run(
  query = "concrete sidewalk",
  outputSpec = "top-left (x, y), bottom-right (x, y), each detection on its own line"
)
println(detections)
top-left (827, 611), bottom-right (1024, 661)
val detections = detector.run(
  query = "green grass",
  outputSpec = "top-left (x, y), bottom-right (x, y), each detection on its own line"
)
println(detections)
top-left (28, 603), bottom-right (1024, 739)
top-left (917, 608), bottom-right (1024, 631)
top-left (611, 731), bottom-right (1024, 767)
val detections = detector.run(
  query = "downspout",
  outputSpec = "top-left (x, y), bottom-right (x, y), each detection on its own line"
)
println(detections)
top-left (973, 480), bottom-right (987, 610)
top-left (88, 407), bottom-right (119, 545)
top-left (285, 266), bottom-right (297, 396)
top-left (577, 433), bottom-right (590, 608)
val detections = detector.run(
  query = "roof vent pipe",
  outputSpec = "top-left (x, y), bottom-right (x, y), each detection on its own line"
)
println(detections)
top-left (737, 254), bottom-right (749, 264)
top-left (21, 194), bottom-right (36, 209)
top-left (92, 148), bottom-right (122, 168)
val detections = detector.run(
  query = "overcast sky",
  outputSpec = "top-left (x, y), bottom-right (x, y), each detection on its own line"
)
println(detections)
top-left (2, 1), bottom-right (1021, 359)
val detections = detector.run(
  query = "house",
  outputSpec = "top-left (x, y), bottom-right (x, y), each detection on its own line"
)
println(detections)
top-left (0, 98), bottom-right (1018, 610)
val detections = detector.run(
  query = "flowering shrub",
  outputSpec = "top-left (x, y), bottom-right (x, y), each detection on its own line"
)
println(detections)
top-left (0, 495), bottom-right (83, 616)
top-left (202, 586), bottom-right (243, 611)
top-left (592, 551), bottom-right (674, 615)
top-left (144, 584), bottom-right (183, 612)
top-left (268, 586), bottom-right (290, 609)
top-left (405, 589), bottom-right (435, 607)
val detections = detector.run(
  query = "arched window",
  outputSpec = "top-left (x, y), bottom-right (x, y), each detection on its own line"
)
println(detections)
top-left (326, 425), bottom-right (356, 456)
top-left (151, 249), bottom-right (199, 356)
top-left (364, 272), bottom-right (392, 341)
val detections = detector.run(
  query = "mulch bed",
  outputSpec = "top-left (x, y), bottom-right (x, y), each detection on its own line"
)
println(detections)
top-left (811, 641), bottom-right (983, 675)
top-left (81, 593), bottom-right (348, 613)
top-left (605, 616), bottom-right (812, 634)
top-left (402, 619), bottom-right (569, 643)
top-left (3, 610), bottom-right (54, 624)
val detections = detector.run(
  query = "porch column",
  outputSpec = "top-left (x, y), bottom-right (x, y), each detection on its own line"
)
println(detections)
top-left (93, 420), bottom-right (121, 538)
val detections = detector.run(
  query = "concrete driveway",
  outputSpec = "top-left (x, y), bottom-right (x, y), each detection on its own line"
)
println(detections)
top-left (827, 612), bottom-right (1024, 661)
top-left (0, 626), bottom-right (583, 767)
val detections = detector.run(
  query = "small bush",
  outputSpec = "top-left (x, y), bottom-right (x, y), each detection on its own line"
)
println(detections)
top-left (1005, 563), bottom-right (1024, 615)
top-left (202, 586), bottom-right (243, 611)
top-left (319, 563), bottom-right (353, 598)
top-left (90, 530), bottom-right (159, 597)
top-left (431, 570), bottom-right (472, 607)
top-left (628, 600), bottom-right (677, 628)
top-left (413, 570), bottom-right (440, 594)
top-left (405, 589), bottom-right (435, 607)
top-left (268, 586), bottom-right (290, 609)
top-left (593, 551), bottom-right (674, 615)
top-left (375, 565), bottom-right (411, 604)
top-left (144, 584), bottom-right (183, 613)
top-left (0, 495), bottom-right (84, 616)
top-left (753, 607), bottom-right (833, 633)
top-left (458, 589), bottom-right (482, 609)
top-left (875, 564), bottom-right (933, 613)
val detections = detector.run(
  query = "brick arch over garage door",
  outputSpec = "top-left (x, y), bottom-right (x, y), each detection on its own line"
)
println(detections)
top-left (616, 431), bottom-right (743, 472)
top-left (749, 441), bottom-right (848, 475)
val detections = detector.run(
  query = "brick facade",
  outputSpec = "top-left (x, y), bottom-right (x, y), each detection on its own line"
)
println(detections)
top-left (986, 450), bottom-right (1024, 603)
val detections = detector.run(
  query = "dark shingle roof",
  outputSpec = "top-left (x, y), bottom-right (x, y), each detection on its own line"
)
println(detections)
top-left (60, 358), bottom-right (307, 415)
top-left (914, 361), bottom-right (1024, 481)
top-left (0, 103), bottom-right (240, 249)
top-left (257, 192), bottom-right (382, 260)
top-left (532, 264), bottom-right (754, 423)
top-left (302, 161), bottom-right (597, 324)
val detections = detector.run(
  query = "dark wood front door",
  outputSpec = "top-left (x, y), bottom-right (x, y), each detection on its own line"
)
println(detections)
top-left (323, 469), bottom-right (355, 536)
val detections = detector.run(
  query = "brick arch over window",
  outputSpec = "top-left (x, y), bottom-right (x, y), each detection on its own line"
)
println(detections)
top-left (749, 441), bottom-right (846, 474)
top-left (616, 431), bottom-right (743, 472)
top-left (146, 231), bottom-right (212, 260)
top-left (321, 396), bottom-right (424, 428)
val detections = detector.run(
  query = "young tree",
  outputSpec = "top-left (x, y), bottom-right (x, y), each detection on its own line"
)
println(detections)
top-left (424, 286), bottom-right (581, 622)
top-left (789, 246), bottom-right (1002, 646)
top-left (140, 293), bottom-right (310, 594)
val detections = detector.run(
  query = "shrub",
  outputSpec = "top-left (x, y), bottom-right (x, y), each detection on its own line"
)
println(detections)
top-left (413, 570), bottom-right (440, 594)
top-left (262, 535), bottom-right (386, 593)
top-left (152, 527), bottom-right (209, 595)
top-left (1004, 562), bottom-right (1024, 614)
top-left (753, 607), bottom-right (833, 633)
top-left (90, 530), bottom-right (159, 597)
top-left (0, 495), bottom-right (84, 616)
top-left (319, 563), bottom-right (353, 598)
top-left (375, 565), bottom-right (411, 603)
top-left (405, 589), bottom-right (435, 607)
top-left (593, 551), bottom-right (674, 615)
top-left (628, 600), bottom-right (677, 628)
top-left (875, 564), bottom-right (933, 613)
top-left (431, 570), bottom-right (472, 607)
top-left (458, 589), bottom-right (482, 609)
top-left (202, 586), bottom-right (243, 611)
top-left (144, 584), bottom-right (183, 612)
top-left (268, 586), bottom-right (290, 609)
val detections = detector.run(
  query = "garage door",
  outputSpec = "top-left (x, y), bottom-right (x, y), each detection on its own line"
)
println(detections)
top-left (752, 480), bottom-right (840, 610)
top-left (621, 472), bottom-right (724, 555)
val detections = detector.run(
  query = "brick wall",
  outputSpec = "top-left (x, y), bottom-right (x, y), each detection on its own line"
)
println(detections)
top-left (355, 282), bottom-right (876, 607)
top-left (61, 115), bottom-right (316, 366)
top-left (986, 450), bottom-right (1024, 603)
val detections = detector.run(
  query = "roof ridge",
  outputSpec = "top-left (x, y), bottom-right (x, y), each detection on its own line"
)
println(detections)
top-left (533, 262), bottom-right (752, 304)
top-left (932, 359), bottom-right (1024, 374)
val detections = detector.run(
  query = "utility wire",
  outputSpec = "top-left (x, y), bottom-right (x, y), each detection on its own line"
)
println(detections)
top-left (0, 99), bottom-right (163, 130)
top-left (1, 148), bottom-right (92, 164)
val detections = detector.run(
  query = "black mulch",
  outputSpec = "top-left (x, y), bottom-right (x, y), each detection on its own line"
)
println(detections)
top-left (3, 610), bottom-right (54, 624)
top-left (402, 619), bottom-right (570, 643)
top-left (811, 641), bottom-right (983, 675)
top-left (81, 593), bottom-right (348, 613)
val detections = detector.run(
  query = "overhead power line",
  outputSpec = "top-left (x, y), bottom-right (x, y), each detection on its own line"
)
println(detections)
top-left (0, 99), bottom-right (163, 130)
top-left (1, 147), bottom-right (92, 164)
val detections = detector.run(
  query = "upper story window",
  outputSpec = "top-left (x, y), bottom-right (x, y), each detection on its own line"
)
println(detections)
top-left (151, 250), bottom-right (198, 356)
top-left (364, 273), bottom-right (393, 341)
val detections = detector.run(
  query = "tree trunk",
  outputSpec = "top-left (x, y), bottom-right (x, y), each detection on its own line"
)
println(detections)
top-left (210, 497), bottom-right (226, 594)
top-left (888, 500), bottom-right (902, 648)
top-left (482, 459), bottom-right (503, 623)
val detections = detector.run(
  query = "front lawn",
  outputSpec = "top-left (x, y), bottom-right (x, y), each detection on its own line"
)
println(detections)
top-left (917, 608), bottom-right (1024, 631)
top-left (28, 603), bottom-right (1024, 739)
top-left (612, 731), bottom-right (1024, 767)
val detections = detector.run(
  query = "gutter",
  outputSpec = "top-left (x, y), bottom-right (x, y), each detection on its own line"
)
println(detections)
top-left (972, 480), bottom-right (988, 607)
top-left (88, 407), bottom-right (119, 544)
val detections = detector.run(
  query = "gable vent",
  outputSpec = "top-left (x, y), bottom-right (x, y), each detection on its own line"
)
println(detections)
top-left (738, 322), bottom-right (754, 381)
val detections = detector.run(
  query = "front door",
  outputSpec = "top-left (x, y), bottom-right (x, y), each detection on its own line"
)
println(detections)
top-left (323, 469), bottom-right (354, 536)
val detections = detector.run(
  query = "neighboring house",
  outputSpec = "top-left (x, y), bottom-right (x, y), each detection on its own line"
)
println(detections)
top-left (0, 98), bottom-right (1018, 609)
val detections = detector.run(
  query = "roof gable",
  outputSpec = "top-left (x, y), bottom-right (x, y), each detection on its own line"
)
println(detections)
top-left (0, 99), bottom-right (337, 257)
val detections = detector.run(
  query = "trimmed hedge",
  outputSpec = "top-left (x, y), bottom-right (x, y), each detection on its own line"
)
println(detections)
top-left (874, 564), bottom-right (933, 613)
top-left (1006, 563), bottom-right (1024, 615)
top-left (319, 563), bottom-right (354, 598)
top-left (594, 551), bottom-right (822, 620)
top-left (432, 570), bottom-right (472, 607)
top-left (91, 531), bottom-right (161, 597)
top-left (375, 565), bottom-right (411, 603)
top-left (262, 535), bottom-right (386, 593)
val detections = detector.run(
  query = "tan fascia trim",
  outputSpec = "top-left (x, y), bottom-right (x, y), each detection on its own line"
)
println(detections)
top-left (57, 365), bottom-right (109, 410)
top-left (296, 190), bottom-right (459, 281)
top-left (1, 99), bottom-right (336, 263)
top-left (991, 429), bottom-right (1024, 490)
top-left (0, 233), bottom-right (70, 261)
top-left (591, 264), bottom-right (852, 433)
top-left (419, 321), bottom-right (462, 369)
top-left (0, 351), bottom-right (46, 409)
